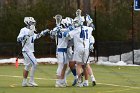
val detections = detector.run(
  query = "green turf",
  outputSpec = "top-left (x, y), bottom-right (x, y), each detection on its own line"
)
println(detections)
top-left (0, 64), bottom-right (140, 93)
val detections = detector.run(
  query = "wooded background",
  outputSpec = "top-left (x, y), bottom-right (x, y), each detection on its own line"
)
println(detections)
top-left (0, 0), bottom-right (140, 60)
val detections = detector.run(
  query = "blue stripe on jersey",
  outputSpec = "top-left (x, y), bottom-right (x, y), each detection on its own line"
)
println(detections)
top-left (25, 52), bottom-right (35, 65)
top-left (57, 48), bottom-right (67, 52)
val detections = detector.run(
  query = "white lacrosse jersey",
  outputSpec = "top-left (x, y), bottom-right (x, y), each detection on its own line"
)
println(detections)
top-left (68, 26), bottom-right (93, 50)
top-left (51, 27), bottom-right (69, 63)
top-left (57, 28), bottom-right (69, 49)
top-left (17, 27), bottom-right (38, 52)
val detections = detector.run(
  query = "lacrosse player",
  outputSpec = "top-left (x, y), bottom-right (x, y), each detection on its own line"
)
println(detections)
top-left (61, 17), bottom-right (79, 86)
top-left (50, 14), bottom-right (70, 87)
top-left (85, 14), bottom-right (96, 86)
top-left (64, 16), bottom-right (94, 87)
top-left (75, 10), bottom-right (96, 86)
top-left (17, 17), bottom-right (49, 87)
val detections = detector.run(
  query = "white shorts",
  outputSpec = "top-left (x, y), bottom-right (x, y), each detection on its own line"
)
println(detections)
top-left (22, 51), bottom-right (37, 66)
top-left (57, 52), bottom-right (68, 64)
top-left (72, 48), bottom-right (89, 64)
top-left (67, 47), bottom-right (73, 62)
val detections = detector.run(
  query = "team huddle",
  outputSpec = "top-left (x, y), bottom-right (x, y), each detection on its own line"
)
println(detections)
top-left (17, 9), bottom-right (96, 87)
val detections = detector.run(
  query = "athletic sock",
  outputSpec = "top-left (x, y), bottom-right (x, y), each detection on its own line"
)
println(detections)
top-left (91, 75), bottom-right (96, 81)
top-left (30, 65), bottom-right (36, 82)
top-left (71, 68), bottom-right (77, 76)
top-left (84, 80), bottom-right (88, 84)
top-left (23, 78), bottom-right (27, 83)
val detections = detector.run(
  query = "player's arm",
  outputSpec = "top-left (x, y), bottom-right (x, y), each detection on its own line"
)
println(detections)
top-left (34, 29), bottom-right (50, 40)
top-left (63, 29), bottom-right (79, 40)
top-left (17, 30), bottom-right (30, 43)
top-left (89, 35), bottom-right (95, 52)
top-left (50, 26), bottom-right (61, 39)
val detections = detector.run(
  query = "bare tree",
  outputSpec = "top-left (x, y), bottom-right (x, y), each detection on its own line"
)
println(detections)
top-left (83, 0), bottom-right (91, 15)
top-left (77, 0), bottom-right (80, 9)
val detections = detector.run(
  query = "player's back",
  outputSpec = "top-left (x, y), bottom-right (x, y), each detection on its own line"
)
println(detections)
top-left (73, 26), bottom-right (93, 49)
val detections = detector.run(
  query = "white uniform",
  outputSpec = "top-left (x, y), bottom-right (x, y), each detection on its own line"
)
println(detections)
top-left (68, 26), bottom-right (93, 64)
top-left (17, 27), bottom-right (41, 66)
top-left (51, 27), bottom-right (69, 64)
top-left (51, 27), bottom-right (69, 76)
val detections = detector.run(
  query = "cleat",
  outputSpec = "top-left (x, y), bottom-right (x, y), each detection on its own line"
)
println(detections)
top-left (22, 79), bottom-right (29, 87)
top-left (92, 81), bottom-right (96, 86)
top-left (55, 82), bottom-right (66, 88)
top-left (22, 82), bottom-right (29, 87)
top-left (72, 79), bottom-right (78, 86)
top-left (83, 82), bottom-right (89, 87)
top-left (77, 82), bottom-right (83, 87)
top-left (55, 83), bottom-right (66, 88)
top-left (28, 81), bottom-right (38, 87)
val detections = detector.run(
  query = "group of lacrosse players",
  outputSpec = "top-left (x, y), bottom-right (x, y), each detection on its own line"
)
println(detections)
top-left (17, 9), bottom-right (96, 87)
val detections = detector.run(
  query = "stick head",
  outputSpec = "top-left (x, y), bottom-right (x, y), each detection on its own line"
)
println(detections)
top-left (76, 9), bottom-right (82, 17)
top-left (54, 14), bottom-right (62, 26)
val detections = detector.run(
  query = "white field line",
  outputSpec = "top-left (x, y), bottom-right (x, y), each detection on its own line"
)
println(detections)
top-left (103, 88), bottom-right (134, 93)
top-left (0, 74), bottom-right (57, 80)
top-left (97, 83), bottom-right (140, 89)
top-left (0, 74), bottom-right (140, 89)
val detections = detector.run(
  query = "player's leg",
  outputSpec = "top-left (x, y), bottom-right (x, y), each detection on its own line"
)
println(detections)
top-left (64, 67), bottom-right (71, 82)
top-left (55, 52), bottom-right (66, 87)
top-left (69, 61), bottom-right (79, 86)
top-left (60, 52), bottom-right (70, 87)
top-left (76, 63), bottom-right (84, 87)
top-left (61, 63), bottom-right (67, 84)
top-left (22, 52), bottom-right (31, 87)
top-left (67, 48), bottom-right (78, 86)
top-left (25, 52), bottom-right (38, 86)
top-left (82, 65), bottom-right (89, 87)
top-left (87, 64), bottom-right (96, 86)
top-left (72, 49), bottom-right (83, 86)
top-left (82, 48), bottom-right (90, 87)
top-left (56, 62), bottom-right (65, 87)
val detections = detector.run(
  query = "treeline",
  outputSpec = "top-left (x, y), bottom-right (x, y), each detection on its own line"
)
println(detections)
top-left (0, 0), bottom-right (140, 43)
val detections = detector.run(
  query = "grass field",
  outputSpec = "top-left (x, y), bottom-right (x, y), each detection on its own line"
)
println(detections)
top-left (0, 64), bottom-right (140, 93)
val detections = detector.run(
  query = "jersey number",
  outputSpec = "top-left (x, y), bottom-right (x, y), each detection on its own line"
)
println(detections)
top-left (80, 29), bottom-right (88, 39)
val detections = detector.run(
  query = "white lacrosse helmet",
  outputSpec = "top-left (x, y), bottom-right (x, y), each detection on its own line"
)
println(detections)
top-left (53, 14), bottom-right (62, 26)
top-left (24, 17), bottom-right (36, 25)
top-left (86, 14), bottom-right (93, 24)
top-left (73, 16), bottom-right (85, 27)
top-left (61, 17), bottom-right (73, 27)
